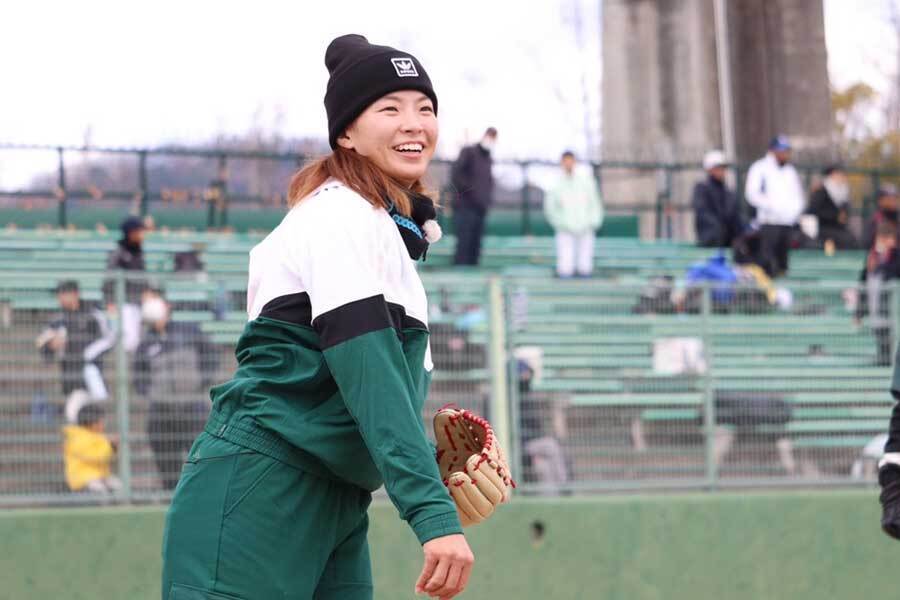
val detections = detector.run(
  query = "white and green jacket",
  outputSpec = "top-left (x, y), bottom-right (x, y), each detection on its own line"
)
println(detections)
top-left (206, 179), bottom-right (460, 544)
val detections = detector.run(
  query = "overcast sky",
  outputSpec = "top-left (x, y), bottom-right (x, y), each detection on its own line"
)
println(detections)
top-left (0, 0), bottom-right (897, 188)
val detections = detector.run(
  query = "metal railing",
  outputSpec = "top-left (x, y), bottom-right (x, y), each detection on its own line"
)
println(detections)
top-left (3, 142), bottom-right (900, 238)
top-left (0, 269), bottom-right (894, 506)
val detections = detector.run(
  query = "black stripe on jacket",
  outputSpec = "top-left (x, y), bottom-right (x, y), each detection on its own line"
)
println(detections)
top-left (260, 292), bottom-right (425, 348)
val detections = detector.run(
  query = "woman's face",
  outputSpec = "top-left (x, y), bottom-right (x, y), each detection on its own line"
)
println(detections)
top-left (338, 90), bottom-right (437, 186)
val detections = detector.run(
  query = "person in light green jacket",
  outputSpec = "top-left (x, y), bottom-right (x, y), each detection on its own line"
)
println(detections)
top-left (543, 150), bottom-right (604, 277)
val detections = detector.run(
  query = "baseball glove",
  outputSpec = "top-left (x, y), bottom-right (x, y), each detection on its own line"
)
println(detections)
top-left (434, 407), bottom-right (515, 527)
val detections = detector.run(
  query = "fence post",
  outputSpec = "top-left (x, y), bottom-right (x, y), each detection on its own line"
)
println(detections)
top-left (654, 167), bottom-right (669, 240)
top-left (138, 151), bottom-right (149, 217)
top-left (503, 284), bottom-right (525, 493)
top-left (520, 162), bottom-right (531, 235)
top-left (701, 283), bottom-right (718, 488)
top-left (593, 163), bottom-right (603, 221)
top-left (488, 276), bottom-right (511, 465)
top-left (892, 282), bottom-right (900, 363)
top-left (56, 147), bottom-right (67, 228)
top-left (664, 166), bottom-right (674, 240)
top-left (217, 154), bottom-right (229, 228)
top-left (869, 170), bottom-right (882, 220)
top-left (114, 271), bottom-right (132, 502)
top-left (735, 165), bottom-right (747, 215)
top-left (206, 188), bottom-right (217, 230)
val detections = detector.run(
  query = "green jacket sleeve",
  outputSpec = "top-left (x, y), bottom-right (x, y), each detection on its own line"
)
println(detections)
top-left (321, 322), bottom-right (461, 544)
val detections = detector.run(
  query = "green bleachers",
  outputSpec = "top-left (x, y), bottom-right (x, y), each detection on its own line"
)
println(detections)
top-left (0, 227), bottom-right (888, 486)
top-left (0, 229), bottom-right (866, 275)
top-left (507, 272), bottom-right (891, 470)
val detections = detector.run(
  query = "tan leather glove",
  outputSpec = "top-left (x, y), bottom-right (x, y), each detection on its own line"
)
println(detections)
top-left (434, 407), bottom-right (515, 526)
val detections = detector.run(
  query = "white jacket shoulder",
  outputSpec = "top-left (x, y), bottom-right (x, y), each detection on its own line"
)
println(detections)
top-left (291, 181), bottom-right (378, 225)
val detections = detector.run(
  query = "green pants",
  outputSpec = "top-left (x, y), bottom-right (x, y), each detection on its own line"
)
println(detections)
top-left (162, 433), bottom-right (373, 600)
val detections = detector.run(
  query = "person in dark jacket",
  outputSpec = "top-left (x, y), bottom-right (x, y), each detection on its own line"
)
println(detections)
top-left (863, 185), bottom-right (900, 251)
top-left (133, 288), bottom-right (218, 490)
top-left (450, 126), bottom-right (496, 265)
top-left (856, 220), bottom-right (900, 366)
top-left (692, 150), bottom-right (746, 247)
top-left (107, 216), bottom-right (146, 271)
top-left (106, 216), bottom-right (148, 345)
top-left (37, 280), bottom-right (115, 407)
top-left (806, 164), bottom-right (858, 250)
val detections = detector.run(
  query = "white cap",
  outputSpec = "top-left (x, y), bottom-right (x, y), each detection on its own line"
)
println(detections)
top-left (702, 150), bottom-right (727, 171)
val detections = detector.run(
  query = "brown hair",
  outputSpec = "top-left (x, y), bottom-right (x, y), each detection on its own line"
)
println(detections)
top-left (287, 147), bottom-right (426, 216)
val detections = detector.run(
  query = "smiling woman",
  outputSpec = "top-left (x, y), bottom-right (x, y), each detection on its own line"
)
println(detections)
top-left (160, 34), bottom-right (473, 600)
top-left (285, 35), bottom-right (441, 218)
top-left (287, 88), bottom-right (438, 218)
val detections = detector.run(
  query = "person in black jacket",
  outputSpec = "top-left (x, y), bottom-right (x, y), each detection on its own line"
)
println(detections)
top-left (106, 216), bottom-right (148, 348)
top-left (863, 185), bottom-right (900, 251)
top-left (692, 150), bottom-right (746, 248)
top-left (107, 216), bottom-right (146, 272)
top-left (450, 127), bottom-right (496, 265)
top-left (856, 220), bottom-right (900, 366)
top-left (806, 164), bottom-right (858, 250)
top-left (37, 280), bottom-right (115, 409)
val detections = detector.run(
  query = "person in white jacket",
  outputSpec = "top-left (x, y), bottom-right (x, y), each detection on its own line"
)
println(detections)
top-left (543, 151), bottom-right (604, 277)
top-left (744, 135), bottom-right (805, 276)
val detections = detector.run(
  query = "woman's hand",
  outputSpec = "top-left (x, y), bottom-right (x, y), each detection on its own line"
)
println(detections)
top-left (415, 533), bottom-right (474, 599)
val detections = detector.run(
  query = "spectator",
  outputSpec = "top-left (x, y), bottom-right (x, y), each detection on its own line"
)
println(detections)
top-left (863, 184), bottom-right (900, 251)
top-left (133, 288), bottom-right (218, 490)
top-left (106, 215), bottom-right (148, 348)
top-left (62, 403), bottom-right (122, 494)
top-left (543, 150), bottom-right (603, 278)
top-left (36, 280), bottom-right (115, 414)
top-left (806, 164), bottom-right (858, 250)
top-left (692, 149), bottom-right (746, 248)
top-left (107, 216), bottom-right (146, 272)
top-left (517, 360), bottom-right (569, 495)
top-left (745, 135), bottom-right (805, 276)
top-left (450, 126), bottom-right (496, 265)
top-left (173, 249), bottom-right (204, 273)
top-left (856, 220), bottom-right (900, 366)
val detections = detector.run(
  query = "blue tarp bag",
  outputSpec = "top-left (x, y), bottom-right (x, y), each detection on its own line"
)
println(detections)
top-left (686, 253), bottom-right (738, 305)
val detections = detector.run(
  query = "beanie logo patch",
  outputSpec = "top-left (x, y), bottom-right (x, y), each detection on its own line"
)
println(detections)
top-left (391, 57), bottom-right (419, 78)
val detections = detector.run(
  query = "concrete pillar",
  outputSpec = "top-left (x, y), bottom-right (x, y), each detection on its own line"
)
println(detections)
top-left (729, 0), bottom-right (835, 162)
top-left (601, 0), bottom-right (834, 240)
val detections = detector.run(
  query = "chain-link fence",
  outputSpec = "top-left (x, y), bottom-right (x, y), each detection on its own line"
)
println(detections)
top-left (0, 271), bottom-right (495, 506)
top-left (0, 271), bottom-right (240, 504)
top-left (508, 278), bottom-right (895, 493)
top-left (0, 270), bottom-right (895, 506)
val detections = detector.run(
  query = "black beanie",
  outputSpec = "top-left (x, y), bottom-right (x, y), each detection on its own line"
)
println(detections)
top-left (324, 34), bottom-right (438, 150)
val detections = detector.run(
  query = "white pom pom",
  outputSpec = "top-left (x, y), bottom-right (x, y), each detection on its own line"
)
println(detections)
top-left (422, 219), bottom-right (442, 243)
